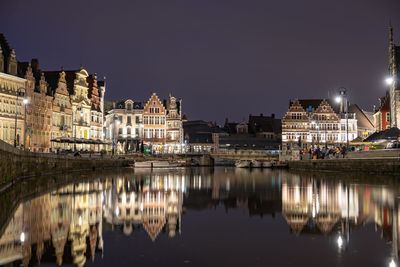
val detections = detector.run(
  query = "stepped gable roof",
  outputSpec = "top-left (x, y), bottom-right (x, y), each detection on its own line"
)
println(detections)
top-left (291, 99), bottom-right (340, 114)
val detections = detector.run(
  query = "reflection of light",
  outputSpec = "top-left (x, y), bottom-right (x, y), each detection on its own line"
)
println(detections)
top-left (20, 232), bottom-right (25, 243)
top-left (389, 259), bottom-right (397, 267)
top-left (337, 236), bottom-right (343, 249)
top-left (312, 206), bottom-right (316, 218)
top-left (140, 203), bottom-right (144, 212)
top-left (78, 216), bottom-right (82, 226)
top-left (115, 207), bottom-right (120, 216)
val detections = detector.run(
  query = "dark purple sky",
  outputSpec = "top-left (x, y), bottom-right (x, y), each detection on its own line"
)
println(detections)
top-left (2, 0), bottom-right (400, 123)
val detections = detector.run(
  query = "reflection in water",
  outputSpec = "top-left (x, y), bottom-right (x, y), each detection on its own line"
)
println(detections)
top-left (0, 168), bottom-right (399, 266)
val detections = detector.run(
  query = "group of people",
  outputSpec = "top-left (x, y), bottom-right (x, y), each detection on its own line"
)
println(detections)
top-left (300, 145), bottom-right (348, 160)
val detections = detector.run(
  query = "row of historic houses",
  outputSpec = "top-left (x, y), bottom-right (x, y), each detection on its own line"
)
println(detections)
top-left (104, 93), bottom-right (184, 154)
top-left (0, 33), bottom-right (184, 153)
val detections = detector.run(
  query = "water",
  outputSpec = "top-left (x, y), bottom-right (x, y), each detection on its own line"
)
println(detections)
top-left (0, 168), bottom-right (399, 267)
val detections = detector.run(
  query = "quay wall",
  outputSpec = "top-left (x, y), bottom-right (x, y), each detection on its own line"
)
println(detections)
top-left (288, 158), bottom-right (400, 174)
top-left (0, 140), bottom-right (133, 186)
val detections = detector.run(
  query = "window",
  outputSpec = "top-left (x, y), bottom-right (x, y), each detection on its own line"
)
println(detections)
top-left (136, 116), bottom-right (140, 123)
top-left (127, 116), bottom-right (131, 124)
top-left (118, 128), bottom-right (122, 135)
top-left (119, 116), bottom-right (123, 123)
top-left (127, 103), bottom-right (132, 110)
top-left (127, 128), bottom-right (131, 135)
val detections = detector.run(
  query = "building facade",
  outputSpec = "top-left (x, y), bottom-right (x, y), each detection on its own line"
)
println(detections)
top-left (0, 34), bottom-right (27, 147)
top-left (104, 99), bottom-right (144, 153)
top-left (282, 99), bottom-right (358, 149)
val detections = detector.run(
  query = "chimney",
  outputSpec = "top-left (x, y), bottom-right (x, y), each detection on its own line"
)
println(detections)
top-left (271, 113), bottom-right (275, 118)
top-left (260, 113), bottom-right (263, 117)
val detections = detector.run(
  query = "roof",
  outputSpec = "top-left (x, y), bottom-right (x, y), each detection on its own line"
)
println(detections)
top-left (248, 114), bottom-right (281, 134)
top-left (364, 127), bottom-right (400, 142)
top-left (348, 104), bottom-right (375, 130)
top-left (291, 99), bottom-right (340, 114)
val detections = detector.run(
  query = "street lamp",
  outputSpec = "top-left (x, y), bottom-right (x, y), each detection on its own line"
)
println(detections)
top-left (14, 88), bottom-right (26, 148)
top-left (336, 88), bottom-right (349, 148)
top-left (112, 117), bottom-right (120, 155)
top-left (386, 76), bottom-right (394, 86)
top-left (73, 106), bottom-right (83, 151)
top-left (22, 98), bottom-right (28, 149)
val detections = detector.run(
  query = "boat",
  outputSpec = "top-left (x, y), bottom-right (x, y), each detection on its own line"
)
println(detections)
top-left (134, 161), bottom-right (152, 168)
top-left (235, 160), bottom-right (251, 168)
top-left (250, 160), bottom-right (262, 168)
top-left (262, 161), bottom-right (273, 168)
top-left (152, 161), bottom-right (180, 168)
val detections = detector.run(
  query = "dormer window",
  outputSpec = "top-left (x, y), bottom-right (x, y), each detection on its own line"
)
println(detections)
top-left (127, 103), bottom-right (132, 110)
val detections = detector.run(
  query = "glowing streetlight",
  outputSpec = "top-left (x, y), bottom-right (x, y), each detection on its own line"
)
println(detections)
top-left (389, 259), bottom-right (397, 267)
top-left (386, 77), bottom-right (394, 86)
top-left (335, 96), bottom-right (341, 103)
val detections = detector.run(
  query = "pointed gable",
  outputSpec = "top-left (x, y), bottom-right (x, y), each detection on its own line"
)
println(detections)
top-left (143, 93), bottom-right (166, 114)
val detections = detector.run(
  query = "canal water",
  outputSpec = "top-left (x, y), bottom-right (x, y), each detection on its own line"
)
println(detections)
top-left (0, 168), bottom-right (399, 267)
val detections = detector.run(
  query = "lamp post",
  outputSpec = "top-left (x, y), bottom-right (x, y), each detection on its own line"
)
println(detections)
top-left (336, 88), bottom-right (349, 148)
top-left (73, 106), bottom-right (83, 151)
top-left (23, 98), bottom-right (29, 149)
top-left (14, 88), bottom-right (26, 148)
top-left (112, 116), bottom-right (120, 155)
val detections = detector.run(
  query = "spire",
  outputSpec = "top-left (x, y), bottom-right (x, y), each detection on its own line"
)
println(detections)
top-left (389, 23), bottom-right (395, 69)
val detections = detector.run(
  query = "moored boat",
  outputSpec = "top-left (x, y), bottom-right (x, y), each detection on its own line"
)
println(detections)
top-left (251, 160), bottom-right (262, 168)
top-left (235, 160), bottom-right (251, 168)
top-left (262, 161), bottom-right (273, 168)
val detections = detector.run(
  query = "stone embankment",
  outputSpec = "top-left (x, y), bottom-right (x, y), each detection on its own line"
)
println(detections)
top-left (0, 140), bottom-right (133, 187)
top-left (288, 149), bottom-right (400, 174)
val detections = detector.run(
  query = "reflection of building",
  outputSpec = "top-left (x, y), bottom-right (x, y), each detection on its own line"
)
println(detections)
top-left (103, 174), bottom-right (184, 241)
top-left (0, 180), bottom-right (105, 267)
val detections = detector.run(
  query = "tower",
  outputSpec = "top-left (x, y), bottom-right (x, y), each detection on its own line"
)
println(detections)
top-left (389, 25), bottom-right (400, 127)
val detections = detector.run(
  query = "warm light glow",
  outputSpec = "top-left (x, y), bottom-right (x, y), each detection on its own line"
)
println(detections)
top-left (115, 207), bottom-right (120, 216)
top-left (23, 98), bottom-right (28, 105)
top-left (20, 232), bottom-right (25, 243)
top-left (335, 96), bottom-right (341, 103)
top-left (80, 111), bottom-right (83, 117)
top-left (78, 215), bottom-right (82, 226)
top-left (337, 235), bottom-right (343, 249)
top-left (386, 77), bottom-right (394, 86)
top-left (389, 259), bottom-right (397, 267)
top-left (116, 120), bottom-right (121, 125)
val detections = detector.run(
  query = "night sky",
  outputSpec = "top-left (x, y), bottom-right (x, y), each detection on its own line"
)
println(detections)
top-left (1, 0), bottom-right (400, 123)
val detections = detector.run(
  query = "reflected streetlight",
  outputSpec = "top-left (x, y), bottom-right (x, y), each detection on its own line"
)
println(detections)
top-left (337, 235), bottom-right (343, 249)
top-left (20, 232), bottom-right (25, 243)
top-left (389, 259), bottom-right (397, 267)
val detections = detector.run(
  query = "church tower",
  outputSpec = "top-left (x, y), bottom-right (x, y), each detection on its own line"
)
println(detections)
top-left (389, 25), bottom-right (400, 128)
